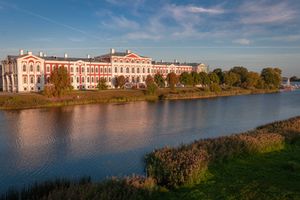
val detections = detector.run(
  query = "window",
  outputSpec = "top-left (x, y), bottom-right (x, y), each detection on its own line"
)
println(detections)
top-left (87, 67), bottom-right (90, 73)
top-left (30, 64), bottom-right (33, 72)
top-left (104, 68), bottom-right (107, 73)
top-left (23, 76), bottom-right (27, 84)
top-left (91, 77), bottom-right (94, 83)
top-left (120, 67), bottom-right (123, 73)
top-left (115, 67), bottom-right (118, 73)
top-left (71, 77), bottom-right (73, 83)
top-left (109, 77), bottom-right (111, 81)
top-left (76, 67), bottom-right (79, 73)
top-left (23, 65), bottom-right (26, 72)
top-left (71, 67), bottom-right (74, 72)
top-left (143, 68), bottom-right (145, 73)
top-left (96, 77), bottom-right (99, 83)
top-left (126, 68), bottom-right (129, 73)
top-left (96, 67), bottom-right (98, 73)
top-left (147, 68), bottom-right (150, 73)
top-left (100, 67), bottom-right (103, 73)
top-left (87, 77), bottom-right (90, 83)
top-left (82, 77), bottom-right (85, 83)
top-left (91, 67), bottom-right (94, 73)
top-left (82, 67), bottom-right (85, 73)
top-left (77, 77), bottom-right (79, 83)
top-left (30, 76), bottom-right (34, 84)
top-left (46, 77), bottom-right (50, 83)
top-left (37, 65), bottom-right (40, 72)
top-left (137, 68), bottom-right (140, 73)
top-left (132, 68), bottom-right (135, 73)
top-left (37, 76), bottom-right (41, 84)
top-left (108, 68), bottom-right (111, 73)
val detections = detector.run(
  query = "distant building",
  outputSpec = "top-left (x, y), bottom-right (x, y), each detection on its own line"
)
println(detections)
top-left (0, 49), bottom-right (209, 92)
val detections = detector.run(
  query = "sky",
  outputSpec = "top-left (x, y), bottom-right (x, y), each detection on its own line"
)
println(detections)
top-left (0, 0), bottom-right (300, 76)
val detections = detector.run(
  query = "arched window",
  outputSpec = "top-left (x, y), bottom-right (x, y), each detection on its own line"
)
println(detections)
top-left (37, 65), bottom-right (40, 72)
top-left (82, 77), bottom-right (85, 83)
top-left (37, 76), bottom-right (41, 84)
top-left (91, 67), bottom-right (94, 73)
top-left (77, 77), bottom-right (79, 83)
top-left (71, 67), bottom-right (74, 72)
top-left (115, 67), bottom-right (118, 73)
top-left (132, 68), bottom-right (135, 73)
top-left (23, 65), bottom-right (26, 72)
top-left (30, 76), bottom-right (34, 84)
top-left (91, 77), bottom-right (94, 83)
top-left (82, 67), bottom-right (85, 73)
top-left (100, 67), bottom-right (103, 73)
top-left (104, 68), bottom-right (107, 73)
top-left (87, 77), bottom-right (90, 83)
top-left (126, 68), bottom-right (129, 73)
top-left (87, 67), bottom-right (90, 73)
top-left (30, 64), bottom-right (33, 72)
top-left (120, 67), bottom-right (123, 73)
top-left (137, 68), bottom-right (140, 73)
top-left (108, 68), bottom-right (111, 73)
top-left (143, 68), bottom-right (145, 73)
top-left (95, 67), bottom-right (98, 73)
top-left (96, 77), bottom-right (99, 82)
top-left (23, 76), bottom-right (27, 84)
top-left (147, 68), bottom-right (150, 73)
top-left (76, 67), bottom-right (79, 73)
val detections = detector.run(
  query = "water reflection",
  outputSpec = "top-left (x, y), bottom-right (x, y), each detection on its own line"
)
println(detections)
top-left (0, 91), bottom-right (300, 193)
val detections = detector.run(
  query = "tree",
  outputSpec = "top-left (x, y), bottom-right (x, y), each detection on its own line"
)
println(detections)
top-left (179, 72), bottom-right (193, 86)
top-left (145, 75), bottom-right (154, 86)
top-left (146, 83), bottom-right (158, 95)
top-left (47, 66), bottom-right (72, 97)
top-left (261, 68), bottom-right (282, 89)
top-left (97, 78), bottom-right (108, 90)
top-left (208, 72), bottom-right (220, 84)
top-left (209, 83), bottom-right (222, 92)
top-left (166, 72), bottom-right (179, 89)
top-left (290, 76), bottom-right (300, 82)
top-left (243, 72), bottom-right (261, 88)
top-left (154, 73), bottom-right (165, 88)
top-left (116, 75), bottom-right (126, 89)
top-left (199, 72), bottom-right (210, 86)
top-left (213, 68), bottom-right (224, 84)
top-left (191, 71), bottom-right (200, 86)
top-left (229, 66), bottom-right (248, 85)
top-left (224, 71), bottom-right (240, 87)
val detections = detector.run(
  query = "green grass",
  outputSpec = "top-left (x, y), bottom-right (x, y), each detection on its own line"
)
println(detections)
top-left (151, 143), bottom-right (300, 200)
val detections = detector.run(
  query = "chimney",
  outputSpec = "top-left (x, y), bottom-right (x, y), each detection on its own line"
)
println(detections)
top-left (126, 49), bottom-right (131, 54)
top-left (39, 51), bottom-right (43, 57)
top-left (28, 51), bottom-right (32, 55)
top-left (87, 54), bottom-right (91, 59)
top-left (64, 53), bottom-right (68, 58)
top-left (19, 49), bottom-right (24, 56)
top-left (110, 48), bottom-right (115, 54)
top-left (174, 59), bottom-right (178, 63)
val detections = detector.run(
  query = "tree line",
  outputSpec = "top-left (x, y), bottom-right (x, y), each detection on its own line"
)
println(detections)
top-left (44, 66), bottom-right (282, 97)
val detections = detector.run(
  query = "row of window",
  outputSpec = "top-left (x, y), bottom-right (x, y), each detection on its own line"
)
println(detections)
top-left (115, 67), bottom-right (151, 74)
top-left (23, 76), bottom-right (41, 84)
top-left (22, 64), bottom-right (41, 72)
top-left (45, 66), bottom-right (112, 74)
top-left (71, 76), bottom-right (112, 84)
top-left (113, 59), bottom-right (151, 64)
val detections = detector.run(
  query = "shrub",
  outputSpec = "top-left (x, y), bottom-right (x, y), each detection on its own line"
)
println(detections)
top-left (97, 78), bottom-right (108, 90)
top-left (146, 83), bottom-right (158, 95)
top-left (209, 83), bottom-right (222, 92)
top-left (144, 118), bottom-right (300, 188)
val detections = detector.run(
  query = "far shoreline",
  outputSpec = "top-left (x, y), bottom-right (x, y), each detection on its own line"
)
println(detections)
top-left (0, 87), bottom-right (280, 110)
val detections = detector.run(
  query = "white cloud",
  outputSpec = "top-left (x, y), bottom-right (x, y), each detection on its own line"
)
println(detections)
top-left (233, 38), bottom-right (251, 45)
top-left (103, 16), bottom-right (139, 29)
top-left (186, 6), bottom-right (225, 14)
top-left (126, 32), bottom-right (161, 40)
top-left (239, 1), bottom-right (296, 25)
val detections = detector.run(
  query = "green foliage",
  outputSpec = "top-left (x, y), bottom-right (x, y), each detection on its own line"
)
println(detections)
top-left (145, 75), bottom-right (155, 86)
top-left (46, 67), bottom-right (72, 97)
top-left (190, 71), bottom-right (200, 86)
top-left (115, 75), bottom-right (126, 89)
top-left (243, 71), bottom-right (261, 89)
top-left (208, 72), bottom-right (220, 84)
top-left (199, 72), bottom-right (210, 86)
top-left (145, 116), bottom-right (300, 188)
top-left (230, 66), bottom-right (249, 84)
top-left (154, 74), bottom-right (165, 88)
top-left (213, 68), bottom-right (224, 84)
top-left (166, 72), bottom-right (178, 89)
top-left (179, 72), bottom-right (193, 86)
top-left (146, 83), bottom-right (158, 95)
top-left (224, 71), bottom-right (240, 87)
top-left (97, 78), bottom-right (108, 90)
top-left (209, 83), bottom-right (222, 92)
top-left (261, 68), bottom-right (282, 89)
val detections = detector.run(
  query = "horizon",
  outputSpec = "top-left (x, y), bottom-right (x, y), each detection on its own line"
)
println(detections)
top-left (0, 0), bottom-right (300, 76)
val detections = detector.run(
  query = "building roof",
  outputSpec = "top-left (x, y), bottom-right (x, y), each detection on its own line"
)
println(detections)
top-left (152, 61), bottom-right (202, 67)
top-left (96, 52), bottom-right (149, 59)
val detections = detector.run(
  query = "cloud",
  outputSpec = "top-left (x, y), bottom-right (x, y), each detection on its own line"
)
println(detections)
top-left (184, 5), bottom-right (225, 14)
top-left (233, 38), bottom-right (251, 45)
top-left (126, 32), bottom-right (161, 40)
top-left (105, 16), bottom-right (139, 29)
top-left (239, 1), bottom-right (296, 25)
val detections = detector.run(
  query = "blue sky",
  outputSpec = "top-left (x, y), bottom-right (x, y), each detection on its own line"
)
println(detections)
top-left (0, 0), bottom-right (300, 76)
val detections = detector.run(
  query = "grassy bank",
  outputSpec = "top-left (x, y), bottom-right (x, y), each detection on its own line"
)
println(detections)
top-left (1, 117), bottom-right (300, 200)
top-left (0, 87), bottom-right (278, 110)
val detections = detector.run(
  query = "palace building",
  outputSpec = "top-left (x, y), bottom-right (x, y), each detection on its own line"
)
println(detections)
top-left (0, 49), bottom-right (208, 92)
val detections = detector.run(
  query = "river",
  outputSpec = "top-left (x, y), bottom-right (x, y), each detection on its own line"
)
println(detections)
top-left (0, 90), bottom-right (300, 193)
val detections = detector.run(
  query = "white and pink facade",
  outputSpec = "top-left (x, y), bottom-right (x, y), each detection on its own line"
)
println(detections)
top-left (0, 49), bottom-right (208, 92)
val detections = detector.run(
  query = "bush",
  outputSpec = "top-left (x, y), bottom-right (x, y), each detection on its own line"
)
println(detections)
top-left (146, 83), bottom-right (158, 95)
top-left (209, 83), bottom-right (222, 92)
top-left (97, 78), bottom-right (108, 90)
top-left (144, 117), bottom-right (300, 188)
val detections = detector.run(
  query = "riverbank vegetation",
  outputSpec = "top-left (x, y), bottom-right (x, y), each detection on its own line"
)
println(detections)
top-left (0, 66), bottom-right (281, 109)
top-left (1, 117), bottom-right (300, 200)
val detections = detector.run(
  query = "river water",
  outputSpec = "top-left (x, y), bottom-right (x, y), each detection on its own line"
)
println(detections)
top-left (1, 91), bottom-right (300, 193)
